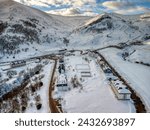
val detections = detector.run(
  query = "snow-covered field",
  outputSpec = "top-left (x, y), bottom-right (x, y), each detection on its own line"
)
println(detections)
top-left (126, 41), bottom-right (150, 65)
top-left (0, 0), bottom-right (150, 113)
top-left (25, 60), bottom-right (54, 113)
top-left (0, 59), bottom-right (54, 113)
top-left (55, 54), bottom-right (135, 113)
top-left (100, 48), bottom-right (150, 112)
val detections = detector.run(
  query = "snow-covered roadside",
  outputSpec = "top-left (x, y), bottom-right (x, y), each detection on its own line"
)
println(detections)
top-left (61, 55), bottom-right (135, 113)
top-left (126, 43), bottom-right (150, 65)
top-left (62, 77), bottom-right (135, 113)
top-left (100, 48), bottom-right (150, 112)
top-left (25, 60), bottom-right (54, 113)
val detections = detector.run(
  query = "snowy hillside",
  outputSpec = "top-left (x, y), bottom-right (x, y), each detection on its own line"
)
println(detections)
top-left (0, 0), bottom-right (62, 56)
top-left (125, 41), bottom-right (150, 65)
top-left (0, 0), bottom-right (150, 113)
top-left (0, 0), bottom-right (150, 61)
top-left (0, 0), bottom-right (91, 61)
top-left (70, 13), bottom-right (150, 49)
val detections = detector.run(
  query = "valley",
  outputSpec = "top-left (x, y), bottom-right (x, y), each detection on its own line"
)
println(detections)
top-left (0, 0), bottom-right (150, 113)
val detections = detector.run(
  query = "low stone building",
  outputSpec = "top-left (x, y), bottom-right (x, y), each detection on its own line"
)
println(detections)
top-left (110, 80), bottom-right (131, 100)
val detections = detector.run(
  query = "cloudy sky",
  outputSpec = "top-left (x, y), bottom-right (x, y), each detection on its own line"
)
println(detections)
top-left (14, 0), bottom-right (150, 16)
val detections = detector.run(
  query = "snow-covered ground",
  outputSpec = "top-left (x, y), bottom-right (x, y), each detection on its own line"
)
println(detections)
top-left (25, 60), bottom-right (54, 113)
top-left (0, 59), bottom-right (54, 113)
top-left (126, 42), bottom-right (150, 65)
top-left (0, 0), bottom-right (150, 113)
top-left (0, 0), bottom-right (150, 62)
top-left (58, 54), bottom-right (135, 113)
top-left (100, 48), bottom-right (150, 112)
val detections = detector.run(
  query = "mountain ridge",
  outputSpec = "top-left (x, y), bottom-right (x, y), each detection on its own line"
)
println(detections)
top-left (0, 0), bottom-right (150, 61)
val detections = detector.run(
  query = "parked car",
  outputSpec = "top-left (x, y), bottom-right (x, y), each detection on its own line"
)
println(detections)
top-left (104, 68), bottom-right (112, 73)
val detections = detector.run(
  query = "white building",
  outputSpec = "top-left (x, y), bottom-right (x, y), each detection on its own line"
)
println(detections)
top-left (56, 74), bottom-right (69, 91)
top-left (110, 80), bottom-right (131, 100)
top-left (11, 60), bottom-right (26, 68)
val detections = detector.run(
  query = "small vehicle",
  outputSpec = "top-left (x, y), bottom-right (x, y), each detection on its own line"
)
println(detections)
top-left (104, 68), bottom-right (112, 73)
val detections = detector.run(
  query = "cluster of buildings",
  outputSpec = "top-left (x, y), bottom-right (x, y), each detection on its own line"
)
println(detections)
top-left (76, 64), bottom-right (92, 78)
top-left (11, 60), bottom-right (26, 68)
top-left (97, 57), bottom-right (131, 100)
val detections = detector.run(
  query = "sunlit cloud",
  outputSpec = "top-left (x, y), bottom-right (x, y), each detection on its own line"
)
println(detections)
top-left (14, 0), bottom-right (150, 15)
top-left (101, 1), bottom-right (150, 15)
top-left (102, 1), bottom-right (134, 10)
top-left (46, 7), bottom-right (97, 16)
top-left (115, 6), bottom-right (150, 15)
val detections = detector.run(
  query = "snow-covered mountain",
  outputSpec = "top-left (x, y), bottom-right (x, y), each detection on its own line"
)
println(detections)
top-left (70, 13), bottom-right (150, 48)
top-left (0, 0), bottom-right (150, 62)
top-left (0, 0), bottom-right (150, 113)
top-left (13, 0), bottom-right (97, 16)
top-left (0, 0), bottom-right (90, 60)
top-left (0, 0), bottom-right (63, 52)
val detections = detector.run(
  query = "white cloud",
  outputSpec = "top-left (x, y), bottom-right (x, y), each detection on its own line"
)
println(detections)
top-left (46, 7), bottom-right (97, 16)
top-left (115, 6), bottom-right (150, 15)
top-left (14, 0), bottom-right (150, 16)
top-left (14, 0), bottom-right (97, 16)
top-left (14, 0), bottom-right (96, 8)
top-left (102, 1), bottom-right (134, 10)
top-left (72, 0), bottom-right (96, 7)
top-left (14, 0), bottom-right (68, 7)
top-left (48, 8), bottom-right (81, 16)
top-left (102, 1), bottom-right (150, 15)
